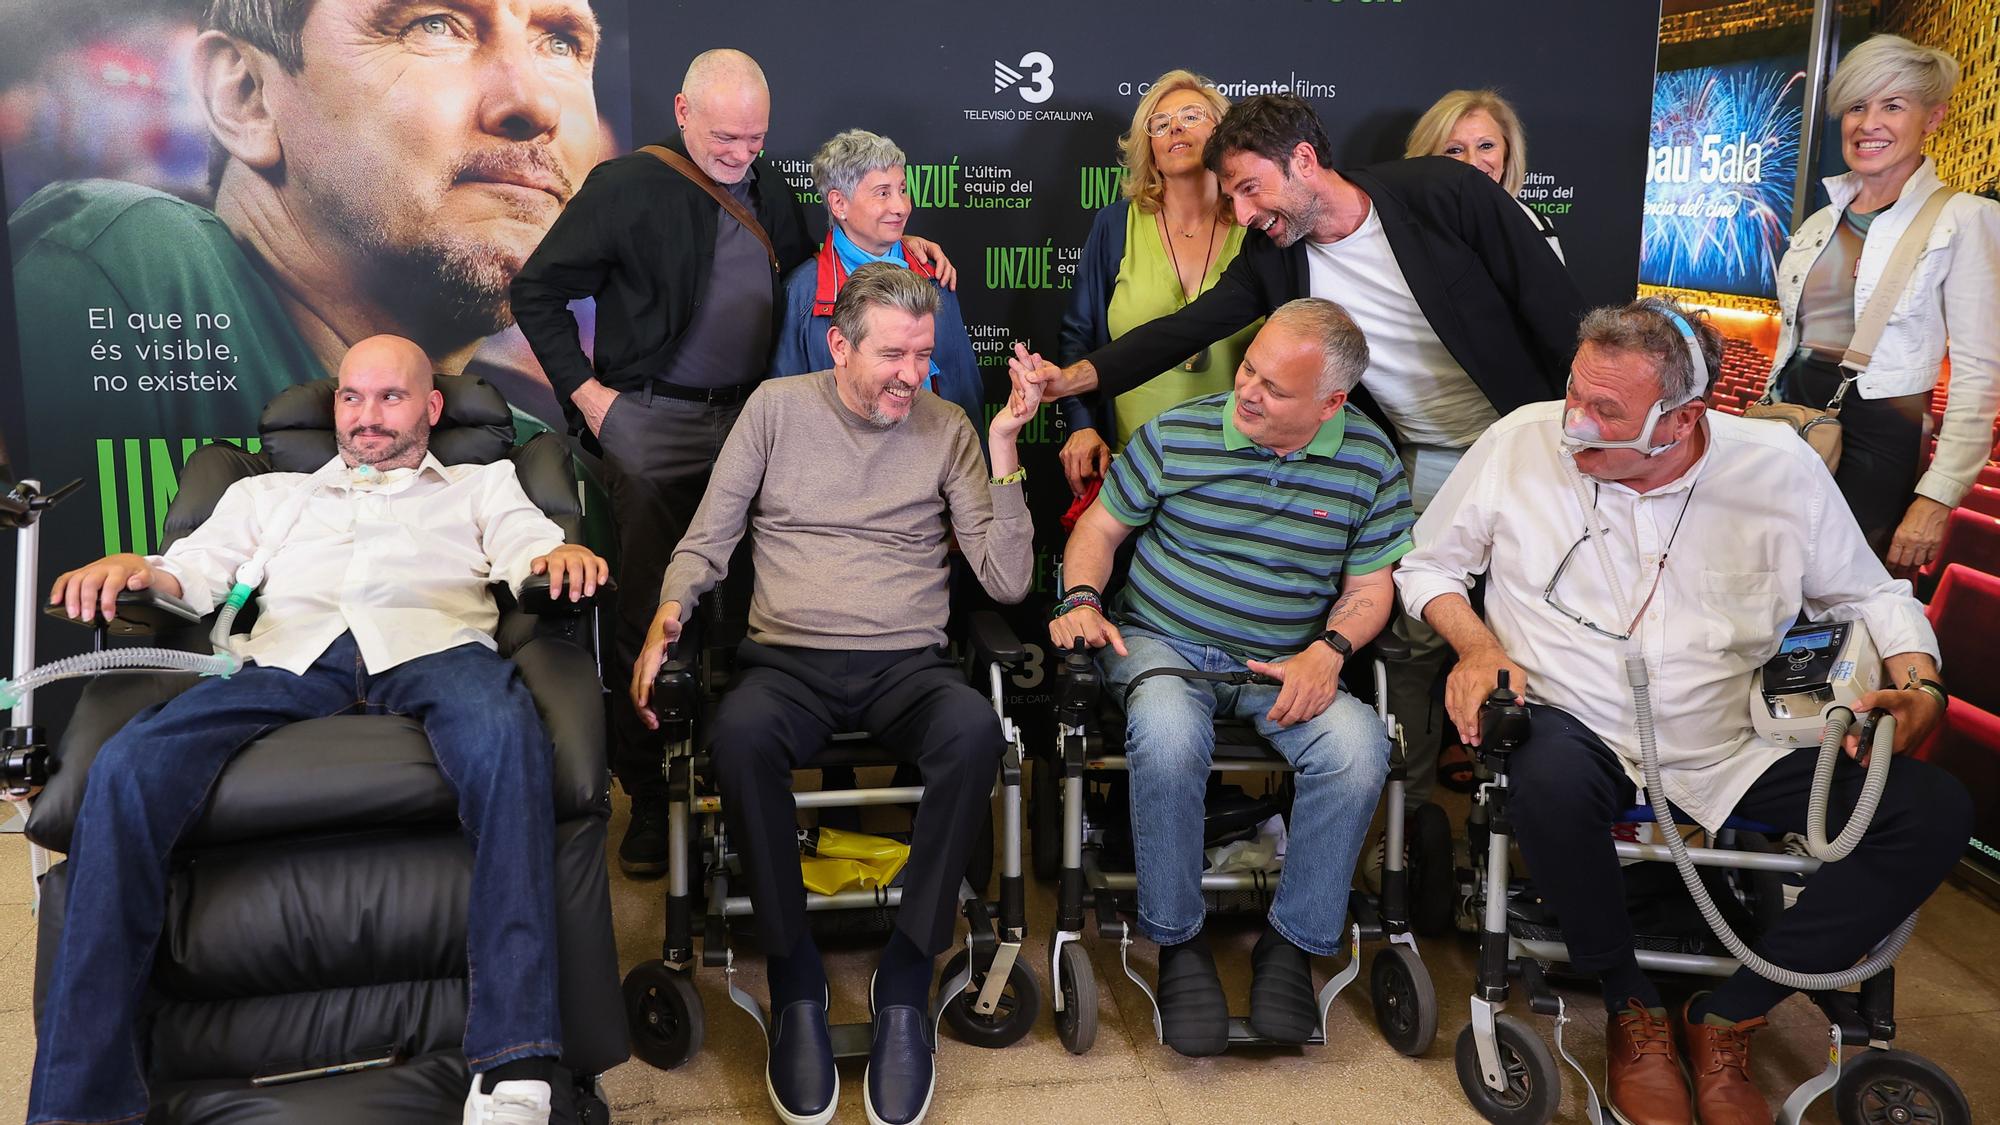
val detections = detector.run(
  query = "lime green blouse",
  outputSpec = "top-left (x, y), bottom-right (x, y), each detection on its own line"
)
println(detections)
top-left (1104, 203), bottom-right (1261, 449)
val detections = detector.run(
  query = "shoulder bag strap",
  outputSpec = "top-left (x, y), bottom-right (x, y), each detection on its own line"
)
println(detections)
top-left (640, 144), bottom-right (779, 272)
top-left (1841, 186), bottom-right (1955, 379)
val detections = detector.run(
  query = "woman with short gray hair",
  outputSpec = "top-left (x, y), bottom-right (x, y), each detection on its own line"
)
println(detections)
top-left (770, 129), bottom-right (985, 437)
top-left (1767, 33), bottom-right (2000, 565)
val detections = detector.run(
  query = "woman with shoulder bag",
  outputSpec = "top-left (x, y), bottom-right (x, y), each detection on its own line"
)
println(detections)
top-left (1762, 34), bottom-right (2000, 565)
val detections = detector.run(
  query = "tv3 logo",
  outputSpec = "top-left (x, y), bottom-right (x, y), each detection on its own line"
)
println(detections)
top-left (993, 51), bottom-right (1053, 104)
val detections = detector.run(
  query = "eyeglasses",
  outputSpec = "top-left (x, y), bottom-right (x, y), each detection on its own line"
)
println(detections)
top-left (1542, 480), bottom-right (1698, 641)
top-left (1145, 106), bottom-right (1212, 137)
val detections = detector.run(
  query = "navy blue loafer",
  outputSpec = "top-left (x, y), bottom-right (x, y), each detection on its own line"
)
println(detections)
top-left (767, 994), bottom-right (837, 1125)
top-left (863, 1003), bottom-right (935, 1125)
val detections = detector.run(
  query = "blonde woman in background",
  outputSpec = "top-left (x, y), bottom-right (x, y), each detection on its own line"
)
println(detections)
top-left (1055, 69), bottom-right (1259, 497)
top-left (1770, 33), bottom-right (2000, 564)
top-left (1406, 88), bottom-right (1564, 262)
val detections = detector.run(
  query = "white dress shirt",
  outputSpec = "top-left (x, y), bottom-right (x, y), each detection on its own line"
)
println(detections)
top-left (148, 453), bottom-right (566, 675)
top-left (1395, 403), bottom-right (1939, 830)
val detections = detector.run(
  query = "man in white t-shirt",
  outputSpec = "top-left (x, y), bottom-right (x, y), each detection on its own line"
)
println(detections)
top-left (1012, 94), bottom-right (1585, 847)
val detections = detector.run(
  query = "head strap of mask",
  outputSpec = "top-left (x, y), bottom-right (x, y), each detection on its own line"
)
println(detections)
top-left (1560, 305), bottom-right (1707, 456)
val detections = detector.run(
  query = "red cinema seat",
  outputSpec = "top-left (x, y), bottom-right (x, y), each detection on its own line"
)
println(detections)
top-left (1963, 486), bottom-right (2000, 519)
top-left (1909, 700), bottom-right (2000, 860)
top-left (1926, 564), bottom-right (2000, 716)
top-left (1920, 508), bottom-right (2000, 598)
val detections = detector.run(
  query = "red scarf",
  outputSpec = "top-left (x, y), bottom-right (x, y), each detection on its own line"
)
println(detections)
top-left (809, 231), bottom-right (939, 317)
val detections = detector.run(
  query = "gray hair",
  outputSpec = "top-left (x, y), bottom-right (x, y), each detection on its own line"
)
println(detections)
top-left (1267, 298), bottom-right (1370, 399)
top-left (813, 129), bottom-right (907, 214)
top-left (830, 262), bottom-right (939, 347)
top-left (682, 48), bottom-right (768, 111)
top-left (1828, 34), bottom-right (1959, 114)
top-left (1576, 298), bottom-right (1723, 404)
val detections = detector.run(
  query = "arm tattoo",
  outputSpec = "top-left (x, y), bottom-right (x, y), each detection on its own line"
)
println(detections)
top-left (1327, 593), bottom-right (1375, 628)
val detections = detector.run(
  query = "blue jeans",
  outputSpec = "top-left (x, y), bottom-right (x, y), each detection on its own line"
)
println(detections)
top-left (1103, 626), bottom-right (1389, 956)
top-left (28, 632), bottom-right (562, 1125)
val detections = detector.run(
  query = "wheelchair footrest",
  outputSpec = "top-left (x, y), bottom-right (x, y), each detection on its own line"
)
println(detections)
top-left (827, 1021), bottom-right (875, 1060)
top-left (1222, 1016), bottom-right (1325, 1048)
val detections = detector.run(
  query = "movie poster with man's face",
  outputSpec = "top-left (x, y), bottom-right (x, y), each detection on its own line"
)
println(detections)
top-left (0, 0), bottom-right (630, 567)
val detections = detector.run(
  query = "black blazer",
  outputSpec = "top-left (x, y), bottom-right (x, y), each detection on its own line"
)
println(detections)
top-left (1086, 156), bottom-right (1585, 443)
top-left (510, 131), bottom-right (813, 420)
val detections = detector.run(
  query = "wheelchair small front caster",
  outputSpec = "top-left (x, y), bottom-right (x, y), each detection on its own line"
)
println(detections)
top-left (1052, 940), bottom-right (1099, 1055)
top-left (940, 949), bottom-right (1041, 1048)
top-left (1835, 1049), bottom-right (1971, 1125)
top-left (1454, 1014), bottom-right (1559, 1125)
top-left (622, 959), bottom-right (704, 1070)
top-left (1370, 944), bottom-right (1438, 1057)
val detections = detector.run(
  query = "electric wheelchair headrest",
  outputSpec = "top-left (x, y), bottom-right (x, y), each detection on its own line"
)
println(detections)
top-left (259, 374), bottom-right (517, 473)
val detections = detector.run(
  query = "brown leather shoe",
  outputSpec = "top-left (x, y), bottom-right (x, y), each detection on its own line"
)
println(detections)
top-left (1605, 1000), bottom-right (1692, 1125)
top-left (1678, 998), bottom-right (1772, 1125)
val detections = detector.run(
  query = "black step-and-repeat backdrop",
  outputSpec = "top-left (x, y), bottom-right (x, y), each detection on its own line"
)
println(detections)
top-left (0, 0), bottom-right (1658, 728)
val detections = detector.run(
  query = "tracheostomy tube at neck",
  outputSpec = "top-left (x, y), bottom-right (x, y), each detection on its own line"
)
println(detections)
top-left (1558, 448), bottom-right (1912, 990)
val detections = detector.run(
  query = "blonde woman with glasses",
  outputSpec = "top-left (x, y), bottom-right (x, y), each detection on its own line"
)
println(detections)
top-left (1055, 69), bottom-right (1260, 498)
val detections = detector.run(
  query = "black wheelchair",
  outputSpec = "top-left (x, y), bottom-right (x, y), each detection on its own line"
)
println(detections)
top-left (619, 606), bottom-right (1042, 1070)
top-left (18, 376), bottom-right (625, 1124)
top-left (1033, 630), bottom-right (1446, 1057)
top-left (1454, 675), bottom-right (1971, 1125)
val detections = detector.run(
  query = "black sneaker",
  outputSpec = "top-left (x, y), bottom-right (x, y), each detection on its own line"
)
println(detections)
top-left (1247, 929), bottom-right (1318, 1044)
top-left (619, 796), bottom-right (670, 877)
top-left (1156, 939), bottom-right (1229, 1057)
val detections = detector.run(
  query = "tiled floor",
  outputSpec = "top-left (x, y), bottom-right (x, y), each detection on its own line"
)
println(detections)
top-left (4, 801), bottom-right (1998, 1124)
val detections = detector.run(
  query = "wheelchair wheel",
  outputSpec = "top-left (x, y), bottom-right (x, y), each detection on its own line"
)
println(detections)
top-left (1370, 944), bottom-right (1438, 1057)
top-left (940, 949), bottom-right (1041, 1049)
top-left (622, 960), bottom-right (704, 1070)
top-left (1053, 940), bottom-right (1099, 1055)
top-left (1408, 801), bottom-right (1456, 938)
top-left (1031, 757), bottom-right (1061, 883)
top-left (1454, 1014), bottom-right (1559, 1125)
top-left (1834, 1049), bottom-right (1971, 1125)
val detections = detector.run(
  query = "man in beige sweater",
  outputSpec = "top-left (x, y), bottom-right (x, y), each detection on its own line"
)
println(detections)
top-left (630, 264), bottom-right (1037, 1125)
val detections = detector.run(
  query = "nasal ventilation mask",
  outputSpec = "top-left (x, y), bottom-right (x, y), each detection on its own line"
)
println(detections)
top-left (1560, 308), bottom-right (1707, 456)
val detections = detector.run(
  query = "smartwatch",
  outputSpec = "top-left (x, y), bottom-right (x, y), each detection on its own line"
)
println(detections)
top-left (1319, 629), bottom-right (1352, 657)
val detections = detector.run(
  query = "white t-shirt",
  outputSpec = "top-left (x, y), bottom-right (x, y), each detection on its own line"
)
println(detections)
top-left (1304, 205), bottom-right (1500, 448)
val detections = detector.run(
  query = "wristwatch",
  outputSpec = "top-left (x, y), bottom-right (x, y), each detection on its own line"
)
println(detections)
top-left (1319, 629), bottom-right (1352, 657)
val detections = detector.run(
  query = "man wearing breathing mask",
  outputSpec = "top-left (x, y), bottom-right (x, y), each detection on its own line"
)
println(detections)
top-left (1394, 298), bottom-right (1965, 1125)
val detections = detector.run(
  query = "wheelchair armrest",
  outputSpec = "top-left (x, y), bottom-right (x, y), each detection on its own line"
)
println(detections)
top-left (1357, 630), bottom-right (1411, 664)
top-left (42, 588), bottom-right (205, 637)
top-left (1053, 638), bottom-right (1101, 723)
top-left (512, 573), bottom-right (610, 615)
top-left (968, 610), bottom-right (1028, 670)
top-left (651, 648), bottom-right (700, 726)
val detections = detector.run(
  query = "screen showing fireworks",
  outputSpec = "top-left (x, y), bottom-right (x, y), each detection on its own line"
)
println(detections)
top-left (1639, 57), bottom-right (1806, 299)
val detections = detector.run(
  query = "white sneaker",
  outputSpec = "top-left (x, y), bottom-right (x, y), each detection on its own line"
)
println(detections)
top-left (464, 1078), bottom-right (552, 1125)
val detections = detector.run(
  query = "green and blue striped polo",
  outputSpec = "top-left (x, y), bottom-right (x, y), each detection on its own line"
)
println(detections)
top-left (1099, 392), bottom-right (1414, 661)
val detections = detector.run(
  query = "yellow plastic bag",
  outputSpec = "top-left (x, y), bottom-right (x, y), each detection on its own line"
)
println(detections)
top-left (797, 826), bottom-right (910, 896)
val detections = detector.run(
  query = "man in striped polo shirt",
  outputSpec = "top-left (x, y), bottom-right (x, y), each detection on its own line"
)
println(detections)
top-left (1050, 298), bottom-right (1414, 1056)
